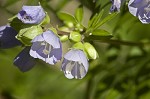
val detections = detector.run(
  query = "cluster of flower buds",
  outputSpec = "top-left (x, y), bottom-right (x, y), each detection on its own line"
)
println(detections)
top-left (0, 5), bottom-right (99, 79)
top-left (110, 0), bottom-right (150, 24)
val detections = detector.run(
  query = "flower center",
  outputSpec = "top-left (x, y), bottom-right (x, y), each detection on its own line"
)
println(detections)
top-left (41, 42), bottom-right (52, 55)
top-left (23, 14), bottom-right (33, 21)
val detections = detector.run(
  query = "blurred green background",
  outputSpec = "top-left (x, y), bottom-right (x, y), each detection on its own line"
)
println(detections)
top-left (0, 0), bottom-right (150, 99)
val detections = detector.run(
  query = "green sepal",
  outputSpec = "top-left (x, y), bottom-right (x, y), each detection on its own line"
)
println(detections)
top-left (16, 26), bottom-right (43, 46)
top-left (8, 15), bottom-right (17, 21)
top-left (72, 42), bottom-right (84, 51)
top-left (49, 27), bottom-right (59, 37)
top-left (83, 42), bottom-right (99, 59)
top-left (69, 31), bottom-right (82, 42)
top-left (75, 5), bottom-right (83, 23)
top-left (72, 42), bottom-right (88, 58)
top-left (40, 12), bottom-right (50, 25)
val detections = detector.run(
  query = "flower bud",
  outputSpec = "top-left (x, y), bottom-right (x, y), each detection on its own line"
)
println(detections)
top-left (69, 31), bottom-right (81, 42)
top-left (84, 42), bottom-right (99, 59)
top-left (16, 26), bottom-right (43, 45)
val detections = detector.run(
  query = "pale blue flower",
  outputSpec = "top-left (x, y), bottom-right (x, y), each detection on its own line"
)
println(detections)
top-left (0, 25), bottom-right (21, 48)
top-left (61, 49), bottom-right (89, 79)
top-left (30, 30), bottom-right (62, 65)
top-left (17, 5), bottom-right (46, 24)
top-left (128, 0), bottom-right (150, 23)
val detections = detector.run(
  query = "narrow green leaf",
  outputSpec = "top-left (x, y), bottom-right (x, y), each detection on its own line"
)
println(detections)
top-left (91, 10), bottom-right (104, 27)
top-left (57, 12), bottom-right (77, 24)
top-left (94, 12), bottom-right (118, 30)
top-left (75, 5), bottom-right (84, 23)
top-left (88, 13), bottom-right (98, 28)
top-left (85, 29), bottom-right (113, 41)
top-left (92, 29), bottom-right (112, 36)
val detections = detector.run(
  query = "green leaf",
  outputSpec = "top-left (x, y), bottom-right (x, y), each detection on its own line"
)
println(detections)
top-left (88, 10), bottom-right (104, 28)
top-left (92, 29), bottom-right (112, 36)
top-left (94, 12), bottom-right (118, 30)
top-left (85, 29), bottom-right (113, 41)
top-left (84, 42), bottom-right (99, 59)
top-left (57, 12), bottom-right (77, 24)
top-left (75, 5), bottom-right (83, 23)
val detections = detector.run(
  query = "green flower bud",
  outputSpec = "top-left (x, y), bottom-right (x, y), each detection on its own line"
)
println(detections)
top-left (69, 31), bottom-right (81, 42)
top-left (75, 23), bottom-right (84, 32)
top-left (64, 21), bottom-right (74, 28)
top-left (16, 26), bottom-right (43, 46)
top-left (84, 42), bottom-right (99, 59)
top-left (60, 35), bottom-right (68, 42)
top-left (72, 42), bottom-right (84, 50)
top-left (58, 26), bottom-right (70, 32)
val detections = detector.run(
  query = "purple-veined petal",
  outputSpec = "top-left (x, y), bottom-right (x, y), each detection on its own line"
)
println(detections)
top-left (62, 49), bottom-right (89, 79)
top-left (0, 25), bottom-right (21, 48)
top-left (30, 30), bottom-right (62, 65)
top-left (42, 30), bottom-right (60, 48)
top-left (14, 47), bottom-right (36, 72)
top-left (17, 5), bottom-right (45, 24)
top-left (64, 49), bottom-right (89, 71)
top-left (128, 0), bottom-right (150, 23)
top-left (110, 0), bottom-right (121, 12)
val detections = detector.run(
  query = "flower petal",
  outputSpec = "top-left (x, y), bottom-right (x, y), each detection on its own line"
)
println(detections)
top-left (0, 25), bottom-right (21, 48)
top-left (30, 32), bottom-right (62, 65)
top-left (17, 5), bottom-right (45, 24)
top-left (14, 47), bottom-right (36, 72)
top-left (62, 49), bottom-right (89, 79)
top-left (42, 30), bottom-right (61, 48)
top-left (128, 0), bottom-right (150, 23)
top-left (64, 49), bottom-right (89, 71)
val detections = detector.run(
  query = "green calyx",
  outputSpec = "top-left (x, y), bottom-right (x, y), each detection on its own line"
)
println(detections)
top-left (72, 42), bottom-right (99, 59)
top-left (40, 12), bottom-right (50, 25)
top-left (16, 26), bottom-right (43, 46)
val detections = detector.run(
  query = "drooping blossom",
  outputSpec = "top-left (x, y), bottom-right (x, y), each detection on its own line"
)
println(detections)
top-left (0, 25), bottom-right (21, 48)
top-left (14, 47), bottom-right (36, 72)
top-left (17, 5), bottom-right (46, 24)
top-left (128, 0), bottom-right (150, 24)
top-left (110, 0), bottom-right (122, 12)
top-left (30, 30), bottom-right (62, 65)
top-left (61, 49), bottom-right (89, 79)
